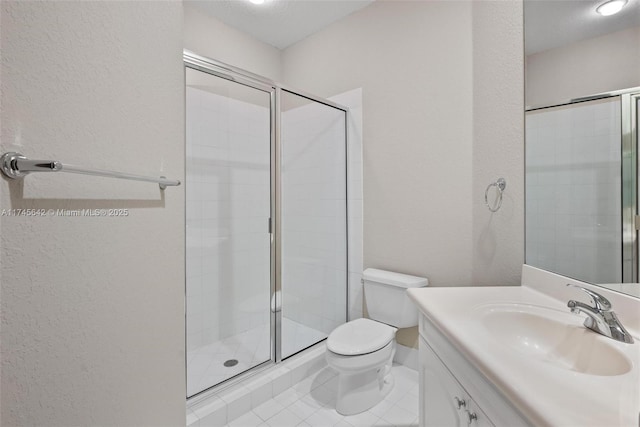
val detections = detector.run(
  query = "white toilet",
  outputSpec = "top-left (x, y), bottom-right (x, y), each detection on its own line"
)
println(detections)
top-left (326, 268), bottom-right (428, 415)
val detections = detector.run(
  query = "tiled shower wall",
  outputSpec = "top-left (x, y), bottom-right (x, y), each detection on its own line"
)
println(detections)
top-left (186, 85), bottom-right (271, 351)
top-left (525, 97), bottom-right (622, 283)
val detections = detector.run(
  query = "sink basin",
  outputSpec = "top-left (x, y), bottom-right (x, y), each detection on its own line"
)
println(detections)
top-left (477, 304), bottom-right (632, 376)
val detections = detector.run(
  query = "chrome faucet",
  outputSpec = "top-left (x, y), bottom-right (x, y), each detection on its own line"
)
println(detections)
top-left (566, 284), bottom-right (634, 344)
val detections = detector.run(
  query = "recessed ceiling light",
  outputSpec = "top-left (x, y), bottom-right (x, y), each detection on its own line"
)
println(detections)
top-left (249, 0), bottom-right (265, 4)
top-left (596, 0), bottom-right (628, 16)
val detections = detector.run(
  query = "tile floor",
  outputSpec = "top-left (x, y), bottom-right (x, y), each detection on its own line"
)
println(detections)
top-left (223, 364), bottom-right (419, 427)
top-left (188, 318), bottom-right (327, 396)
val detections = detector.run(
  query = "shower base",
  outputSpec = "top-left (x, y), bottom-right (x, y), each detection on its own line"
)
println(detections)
top-left (187, 317), bottom-right (326, 397)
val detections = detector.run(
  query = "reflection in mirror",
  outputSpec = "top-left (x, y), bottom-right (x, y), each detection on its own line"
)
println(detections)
top-left (526, 97), bottom-right (622, 282)
top-left (524, 0), bottom-right (640, 297)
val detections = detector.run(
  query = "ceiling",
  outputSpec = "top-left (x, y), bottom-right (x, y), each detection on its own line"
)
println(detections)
top-left (525, 0), bottom-right (640, 55)
top-left (187, 0), bottom-right (639, 56)
top-left (187, 0), bottom-right (375, 50)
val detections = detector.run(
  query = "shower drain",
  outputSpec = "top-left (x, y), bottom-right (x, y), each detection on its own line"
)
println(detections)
top-left (223, 359), bottom-right (239, 367)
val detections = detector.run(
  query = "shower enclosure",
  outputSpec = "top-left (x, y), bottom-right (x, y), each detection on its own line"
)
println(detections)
top-left (184, 52), bottom-right (348, 398)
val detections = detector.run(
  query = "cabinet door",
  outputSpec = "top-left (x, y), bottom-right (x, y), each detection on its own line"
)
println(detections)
top-left (419, 337), bottom-right (466, 427)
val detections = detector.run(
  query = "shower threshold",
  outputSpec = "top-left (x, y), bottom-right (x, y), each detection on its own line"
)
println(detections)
top-left (187, 317), bottom-right (326, 398)
top-left (186, 337), bottom-right (329, 426)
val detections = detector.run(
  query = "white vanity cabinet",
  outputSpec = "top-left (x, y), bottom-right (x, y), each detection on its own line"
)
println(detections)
top-left (410, 270), bottom-right (640, 426)
top-left (418, 315), bottom-right (530, 427)
top-left (419, 337), bottom-right (493, 427)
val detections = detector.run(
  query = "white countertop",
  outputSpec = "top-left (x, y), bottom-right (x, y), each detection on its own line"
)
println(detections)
top-left (408, 266), bottom-right (640, 427)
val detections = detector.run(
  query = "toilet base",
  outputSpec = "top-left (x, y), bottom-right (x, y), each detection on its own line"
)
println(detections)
top-left (335, 364), bottom-right (395, 415)
top-left (329, 341), bottom-right (396, 416)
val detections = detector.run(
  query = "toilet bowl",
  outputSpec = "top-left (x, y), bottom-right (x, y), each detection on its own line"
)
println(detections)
top-left (326, 318), bottom-right (397, 415)
top-left (326, 269), bottom-right (428, 415)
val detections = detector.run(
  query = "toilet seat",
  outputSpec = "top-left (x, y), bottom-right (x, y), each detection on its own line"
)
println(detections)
top-left (327, 318), bottom-right (397, 356)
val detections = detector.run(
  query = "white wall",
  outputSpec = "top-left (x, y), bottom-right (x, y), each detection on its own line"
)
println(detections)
top-left (0, 2), bottom-right (185, 425)
top-left (281, 0), bottom-right (525, 287)
top-left (526, 26), bottom-right (640, 108)
top-left (471, 0), bottom-right (525, 287)
top-left (283, 0), bottom-right (476, 288)
top-left (184, 4), bottom-right (282, 82)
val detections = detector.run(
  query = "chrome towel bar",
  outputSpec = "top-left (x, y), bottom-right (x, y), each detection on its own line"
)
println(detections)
top-left (0, 152), bottom-right (180, 190)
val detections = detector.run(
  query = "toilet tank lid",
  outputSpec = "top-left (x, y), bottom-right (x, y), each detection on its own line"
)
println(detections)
top-left (363, 268), bottom-right (429, 288)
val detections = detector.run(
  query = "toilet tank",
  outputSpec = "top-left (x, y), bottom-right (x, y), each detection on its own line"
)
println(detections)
top-left (363, 268), bottom-right (429, 328)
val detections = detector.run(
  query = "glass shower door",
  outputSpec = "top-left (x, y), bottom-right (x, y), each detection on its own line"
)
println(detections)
top-left (185, 67), bottom-right (273, 397)
top-left (280, 90), bottom-right (348, 359)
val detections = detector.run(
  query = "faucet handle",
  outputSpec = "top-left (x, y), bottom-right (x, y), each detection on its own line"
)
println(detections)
top-left (566, 284), bottom-right (611, 311)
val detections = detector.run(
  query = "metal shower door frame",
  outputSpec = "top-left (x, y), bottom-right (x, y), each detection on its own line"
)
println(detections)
top-left (183, 50), bottom-right (349, 398)
top-left (622, 90), bottom-right (640, 282)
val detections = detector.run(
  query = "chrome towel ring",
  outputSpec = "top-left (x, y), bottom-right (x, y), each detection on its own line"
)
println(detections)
top-left (485, 178), bottom-right (506, 212)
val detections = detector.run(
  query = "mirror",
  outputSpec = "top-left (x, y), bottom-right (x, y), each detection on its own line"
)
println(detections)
top-left (524, 0), bottom-right (640, 297)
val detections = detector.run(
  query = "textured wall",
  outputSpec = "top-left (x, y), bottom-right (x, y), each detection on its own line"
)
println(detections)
top-left (283, 0), bottom-right (475, 288)
top-left (471, 0), bottom-right (525, 287)
top-left (526, 26), bottom-right (640, 108)
top-left (0, 2), bottom-right (185, 425)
